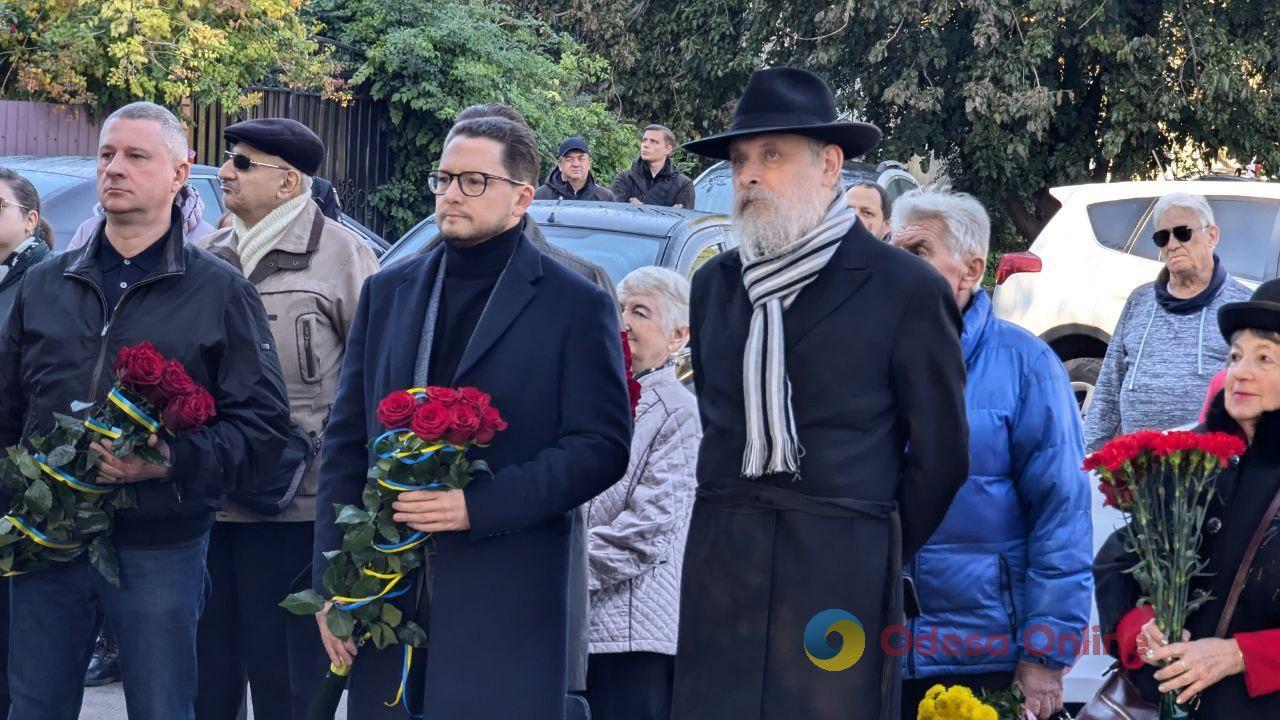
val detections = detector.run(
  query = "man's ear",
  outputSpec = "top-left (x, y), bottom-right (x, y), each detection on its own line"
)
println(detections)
top-left (512, 183), bottom-right (535, 217)
top-left (822, 144), bottom-right (844, 189)
top-left (965, 255), bottom-right (988, 288)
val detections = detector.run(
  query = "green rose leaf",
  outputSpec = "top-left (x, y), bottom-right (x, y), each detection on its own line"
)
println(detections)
top-left (15, 452), bottom-right (39, 481)
top-left (381, 603), bottom-right (402, 627)
top-left (280, 589), bottom-right (328, 616)
top-left (23, 480), bottom-right (53, 515)
top-left (341, 523), bottom-right (375, 552)
top-left (397, 621), bottom-right (428, 647)
top-left (74, 505), bottom-right (111, 535)
top-left (88, 536), bottom-right (121, 587)
top-left (326, 607), bottom-right (355, 640)
top-left (45, 444), bottom-right (78, 468)
top-left (336, 505), bottom-right (373, 526)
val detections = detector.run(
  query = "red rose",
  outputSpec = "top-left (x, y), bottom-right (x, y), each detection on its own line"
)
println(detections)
top-left (376, 390), bottom-right (417, 429)
top-left (425, 386), bottom-right (461, 406)
top-left (163, 388), bottom-right (216, 432)
top-left (474, 405), bottom-right (508, 445)
top-left (459, 387), bottom-right (491, 409)
top-left (117, 342), bottom-right (165, 390)
top-left (445, 403), bottom-right (482, 446)
top-left (158, 359), bottom-right (197, 399)
top-left (410, 402), bottom-right (450, 441)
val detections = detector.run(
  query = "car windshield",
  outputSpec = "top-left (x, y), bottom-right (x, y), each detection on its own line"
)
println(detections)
top-left (12, 170), bottom-right (86, 200)
top-left (385, 220), bottom-right (661, 287)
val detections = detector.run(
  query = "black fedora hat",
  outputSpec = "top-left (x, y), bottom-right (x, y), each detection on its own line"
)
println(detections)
top-left (682, 67), bottom-right (881, 160)
top-left (1219, 278), bottom-right (1280, 342)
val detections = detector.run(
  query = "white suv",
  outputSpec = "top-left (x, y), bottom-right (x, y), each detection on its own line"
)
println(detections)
top-left (991, 179), bottom-right (1280, 708)
top-left (992, 179), bottom-right (1279, 410)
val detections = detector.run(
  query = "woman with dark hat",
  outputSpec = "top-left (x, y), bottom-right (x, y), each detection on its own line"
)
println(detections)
top-left (1095, 278), bottom-right (1280, 718)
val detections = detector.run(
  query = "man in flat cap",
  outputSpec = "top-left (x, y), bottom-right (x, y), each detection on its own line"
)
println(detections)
top-left (1, 103), bottom-right (292, 719)
top-left (671, 68), bottom-right (970, 720)
top-left (194, 117), bottom-right (378, 719)
top-left (534, 137), bottom-right (616, 202)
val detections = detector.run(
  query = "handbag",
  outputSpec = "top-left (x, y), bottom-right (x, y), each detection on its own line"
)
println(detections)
top-left (1075, 484), bottom-right (1280, 720)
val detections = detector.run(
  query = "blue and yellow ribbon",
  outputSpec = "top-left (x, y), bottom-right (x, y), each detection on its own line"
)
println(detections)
top-left (4, 515), bottom-right (79, 550)
top-left (373, 531), bottom-right (428, 554)
top-left (84, 418), bottom-right (123, 439)
top-left (385, 644), bottom-right (421, 718)
top-left (108, 388), bottom-right (158, 433)
top-left (34, 453), bottom-right (111, 494)
top-left (331, 568), bottom-right (410, 611)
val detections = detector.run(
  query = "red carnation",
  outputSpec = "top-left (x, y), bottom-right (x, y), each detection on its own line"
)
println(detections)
top-left (376, 390), bottom-right (417, 429)
top-left (445, 403), bottom-right (482, 446)
top-left (1098, 477), bottom-right (1135, 511)
top-left (459, 387), bottom-right (491, 410)
top-left (1198, 431), bottom-right (1246, 467)
top-left (474, 405), bottom-right (508, 445)
top-left (117, 342), bottom-right (166, 390)
top-left (158, 359), bottom-right (197, 399)
top-left (425, 386), bottom-right (461, 406)
top-left (163, 387), bottom-right (216, 432)
top-left (410, 402), bottom-right (450, 441)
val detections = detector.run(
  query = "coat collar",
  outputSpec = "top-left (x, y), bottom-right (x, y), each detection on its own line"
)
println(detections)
top-left (720, 221), bottom-right (874, 345)
top-left (387, 229), bottom-right (544, 388)
top-left (960, 290), bottom-right (994, 365)
top-left (65, 204), bottom-right (187, 283)
top-left (201, 204), bottom-right (324, 282)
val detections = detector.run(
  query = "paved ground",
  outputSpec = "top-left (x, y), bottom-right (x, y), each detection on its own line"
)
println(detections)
top-left (79, 684), bottom-right (349, 719)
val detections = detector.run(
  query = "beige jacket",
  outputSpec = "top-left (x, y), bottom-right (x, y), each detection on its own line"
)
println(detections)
top-left (198, 201), bottom-right (379, 522)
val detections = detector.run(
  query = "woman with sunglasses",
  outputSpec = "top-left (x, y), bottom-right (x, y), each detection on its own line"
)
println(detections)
top-left (1083, 192), bottom-right (1252, 455)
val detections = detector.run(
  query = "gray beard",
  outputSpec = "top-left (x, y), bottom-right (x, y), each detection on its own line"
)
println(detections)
top-left (733, 186), bottom-right (832, 261)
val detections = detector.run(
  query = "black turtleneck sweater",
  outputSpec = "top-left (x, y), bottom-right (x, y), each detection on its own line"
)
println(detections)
top-left (430, 223), bottom-right (522, 385)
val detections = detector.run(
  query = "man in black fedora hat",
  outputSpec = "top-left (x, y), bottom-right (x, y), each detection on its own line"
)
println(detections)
top-left (672, 67), bottom-right (970, 720)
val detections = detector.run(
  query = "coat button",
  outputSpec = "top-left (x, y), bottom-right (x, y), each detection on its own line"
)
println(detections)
top-left (1207, 517), bottom-right (1223, 534)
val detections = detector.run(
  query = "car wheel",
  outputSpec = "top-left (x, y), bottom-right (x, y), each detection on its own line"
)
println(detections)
top-left (1064, 357), bottom-right (1103, 415)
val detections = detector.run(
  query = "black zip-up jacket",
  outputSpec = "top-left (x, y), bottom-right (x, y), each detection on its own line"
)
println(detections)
top-left (610, 158), bottom-right (696, 208)
top-left (0, 208), bottom-right (292, 547)
top-left (533, 168), bottom-right (616, 202)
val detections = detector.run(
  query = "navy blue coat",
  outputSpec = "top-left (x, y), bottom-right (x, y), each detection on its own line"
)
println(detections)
top-left (312, 231), bottom-right (632, 719)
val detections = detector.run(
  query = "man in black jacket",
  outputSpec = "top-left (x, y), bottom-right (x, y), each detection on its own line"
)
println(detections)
top-left (0, 102), bottom-right (292, 720)
top-left (611, 125), bottom-right (696, 208)
top-left (534, 137), bottom-right (616, 202)
top-left (671, 68), bottom-right (969, 720)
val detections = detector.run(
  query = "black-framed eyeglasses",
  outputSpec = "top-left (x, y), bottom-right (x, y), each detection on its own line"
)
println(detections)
top-left (225, 150), bottom-right (288, 172)
top-left (427, 169), bottom-right (526, 197)
top-left (0, 197), bottom-right (31, 215)
top-left (1153, 224), bottom-right (1210, 248)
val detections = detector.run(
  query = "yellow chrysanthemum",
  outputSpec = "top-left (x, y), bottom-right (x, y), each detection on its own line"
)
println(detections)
top-left (916, 684), bottom-right (999, 720)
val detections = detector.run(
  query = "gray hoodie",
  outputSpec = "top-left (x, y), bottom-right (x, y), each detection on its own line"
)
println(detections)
top-left (1083, 276), bottom-right (1252, 453)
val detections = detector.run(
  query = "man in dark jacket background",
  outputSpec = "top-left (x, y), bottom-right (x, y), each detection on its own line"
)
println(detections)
top-left (0, 101), bottom-right (292, 719)
top-left (535, 137), bottom-right (616, 202)
top-left (611, 125), bottom-right (696, 208)
top-left (672, 68), bottom-right (969, 720)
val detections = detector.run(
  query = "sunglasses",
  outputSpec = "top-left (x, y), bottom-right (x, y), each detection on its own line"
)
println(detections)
top-left (1152, 224), bottom-right (1209, 248)
top-left (224, 151), bottom-right (288, 172)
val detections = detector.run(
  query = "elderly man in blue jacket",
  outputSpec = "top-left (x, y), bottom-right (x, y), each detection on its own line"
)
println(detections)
top-left (892, 188), bottom-right (1093, 720)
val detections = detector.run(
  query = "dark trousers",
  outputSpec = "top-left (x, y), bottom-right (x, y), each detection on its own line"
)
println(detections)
top-left (900, 671), bottom-right (1016, 720)
top-left (195, 521), bottom-right (327, 720)
top-left (585, 652), bottom-right (674, 720)
top-left (0, 577), bottom-right (8, 720)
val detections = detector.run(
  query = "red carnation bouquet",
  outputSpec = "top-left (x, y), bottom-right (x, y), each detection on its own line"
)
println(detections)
top-left (281, 385), bottom-right (507, 719)
top-left (1084, 429), bottom-right (1245, 718)
top-left (0, 342), bottom-right (216, 585)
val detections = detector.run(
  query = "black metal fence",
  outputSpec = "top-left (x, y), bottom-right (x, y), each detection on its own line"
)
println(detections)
top-left (190, 88), bottom-right (395, 240)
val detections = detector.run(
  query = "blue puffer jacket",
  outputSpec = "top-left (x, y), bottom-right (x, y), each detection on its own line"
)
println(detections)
top-left (903, 290), bottom-right (1094, 678)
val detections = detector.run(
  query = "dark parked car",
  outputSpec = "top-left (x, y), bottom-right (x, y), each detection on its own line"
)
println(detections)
top-left (0, 155), bottom-right (388, 256)
top-left (383, 200), bottom-right (737, 387)
top-left (692, 158), bottom-right (920, 216)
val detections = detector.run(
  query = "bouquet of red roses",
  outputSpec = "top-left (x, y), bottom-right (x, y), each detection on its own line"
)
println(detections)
top-left (281, 385), bottom-right (507, 720)
top-left (1084, 429), bottom-right (1246, 719)
top-left (0, 342), bottom-right (216, 585)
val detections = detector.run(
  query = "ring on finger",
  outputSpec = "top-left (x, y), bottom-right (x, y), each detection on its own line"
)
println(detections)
top-left (1144, 648), bottom-right (1155, 661)
top-left (1179, 659), bottom-right (1190, 674)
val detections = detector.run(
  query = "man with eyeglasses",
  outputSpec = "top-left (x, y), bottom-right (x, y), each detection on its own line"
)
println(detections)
top-left (312, 113), bottom-right (631, 718)
top-left (1084, 192), bottom-right (1252, 454)
top-left (194, 118), bottom-right (379, 720)
top-left (534, 137), bottom-right (616, 202)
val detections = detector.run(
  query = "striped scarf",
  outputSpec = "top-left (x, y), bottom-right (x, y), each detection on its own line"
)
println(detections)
top-left (740, 193), bottom-right (856, 477)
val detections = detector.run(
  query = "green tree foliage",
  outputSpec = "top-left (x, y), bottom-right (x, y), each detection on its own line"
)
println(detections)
top-left (527, 0), bottom-right (1280, 247)
top-left (0, 0), bottom-right (337, 111)
top-left (311, 0), bottom-right (638, 235)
